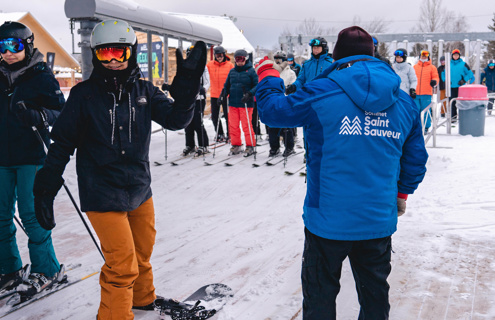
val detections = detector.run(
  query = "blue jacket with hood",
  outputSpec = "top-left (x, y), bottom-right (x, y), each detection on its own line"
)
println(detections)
top-left (293, 53), bottom-right (333, 90)
top-left (256, 55), bottom-right (428, 241)
top-left (440, 58), bottom-right (475, 88)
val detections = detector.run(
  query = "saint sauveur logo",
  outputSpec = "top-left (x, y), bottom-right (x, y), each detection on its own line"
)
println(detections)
top-left (339, 116), bottom-right (362, 135)
top-left (339, 113), bottom-right (401, 140)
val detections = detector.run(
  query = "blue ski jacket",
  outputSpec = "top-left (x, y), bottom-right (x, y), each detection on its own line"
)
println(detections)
top-left (441, 58), bottom-right (475, 88)
top-left (256, 55), bottom-right (428, 241)
top-left (481, 66), bottom-right (495, 91)
top-left (293, 53), bottom-right (333, 90)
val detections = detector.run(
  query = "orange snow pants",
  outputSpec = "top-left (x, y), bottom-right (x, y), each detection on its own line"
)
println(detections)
top-left (87, 197), bottom-right (157, 320)
top-left (228, 106), bottom-right (256, 147)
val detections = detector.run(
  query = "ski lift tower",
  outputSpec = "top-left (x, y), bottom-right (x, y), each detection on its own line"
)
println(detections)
top-left (65, 0), bottom-right (222, 80)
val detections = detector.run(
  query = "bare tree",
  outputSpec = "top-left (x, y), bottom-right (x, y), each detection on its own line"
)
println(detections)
top-left (486, 13), bottom-right (495, 61)
top-left (353, 15), bottom-right (389, 34)
top-left (443, 11), bottom-right (469, 33)
top-left (279, 18), bottom-right (336, 58)
top-left (414, 0), bottom-right (444, 32)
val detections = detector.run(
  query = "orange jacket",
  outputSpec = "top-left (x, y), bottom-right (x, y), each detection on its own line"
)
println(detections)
top-left (414, 60), bottom-right (439, 96)
top-left (207, 57), bottom-right (234, 98)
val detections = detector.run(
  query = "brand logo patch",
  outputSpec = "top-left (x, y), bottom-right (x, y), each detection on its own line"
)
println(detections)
top-left (339, 112), bottom-right (401, 140)
top-left (339, 116), bottom-right (362, 135)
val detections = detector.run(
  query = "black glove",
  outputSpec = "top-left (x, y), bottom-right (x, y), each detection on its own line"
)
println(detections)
top-left (33, 167), bottom-right (65, 230)
top-left (241, 91), bottom-right (253, 104)
top-left (409, 88), bottom-right (417, 99)
top-left (169, 41), bottom-right (207, 107)
top-left (199, 87), bottom-right (206, 96)
top-left (285, 84), bottom-right (296, 95)
top-left (430, 80), bottom-right (437, 87)
top-left (458, 79), bottom-right (466, 86)
top-left (218, 89), bottom-right (226, 107)
top-left (16, 108), bottom-right (46, 127)
top-left (161, 83), bottom-right (170, 91)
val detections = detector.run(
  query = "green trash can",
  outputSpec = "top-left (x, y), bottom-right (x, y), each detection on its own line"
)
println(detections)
top-left (456, 85), bottom-right (489, 137)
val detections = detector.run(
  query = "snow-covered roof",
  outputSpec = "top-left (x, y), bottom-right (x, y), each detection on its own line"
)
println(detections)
top-left (164, 13), bottom-right (254, 54)
top-left (0, 12), bottom-right (28, 25)
top-left (55, 72), bottom-right (82, 79)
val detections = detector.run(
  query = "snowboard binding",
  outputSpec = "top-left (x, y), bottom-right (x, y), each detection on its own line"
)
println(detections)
top-left (158, 299), bottom-right (216, 320)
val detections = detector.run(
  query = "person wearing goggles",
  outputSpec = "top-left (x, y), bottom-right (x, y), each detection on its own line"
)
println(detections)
top-left (207, 46), bottom-right (233, 143)
top-left (286, 36), bottom-right (333, 94)
top-left (0, 21), bottom-right (65, 298)
top-left (414, 50), bottom-right (439, 134)
top-left (392, 48), bottom-right (417, 99)
top-left (444, 48), bottom-right (475, 121)
top-left (287, 53), bottom-right (301, 77)
top-left (372, 36), bottom-right (391, 66)
top-left (481, 59), bottom-right (495, 115)
top-left (220, 49), bottom-right (258, 157)
top-left (32, 19), bottom-right (207, 319)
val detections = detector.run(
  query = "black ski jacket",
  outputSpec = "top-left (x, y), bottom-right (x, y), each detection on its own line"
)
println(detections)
top-left (43, 68), bottom-right (195, 212)
top-left (0, 51), bottom-right (64, 166)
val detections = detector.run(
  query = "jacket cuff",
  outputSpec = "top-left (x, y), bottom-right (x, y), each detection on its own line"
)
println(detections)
top-left (397, 192), bottom-right (408, 200)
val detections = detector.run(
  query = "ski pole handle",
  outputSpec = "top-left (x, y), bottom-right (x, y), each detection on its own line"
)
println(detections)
top-left (17, 101), bottom-right (49, 154)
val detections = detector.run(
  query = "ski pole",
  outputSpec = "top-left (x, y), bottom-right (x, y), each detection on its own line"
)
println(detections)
top-left (17, 101), bottom-right (105, 261)
top-left (283, 129), bottom-right (288, 167)
top-left (212, 97), bottom-right (223, 159)
top-left (14, 215), bottom-right (28, 236)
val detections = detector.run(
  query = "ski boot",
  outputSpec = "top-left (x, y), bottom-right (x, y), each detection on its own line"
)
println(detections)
top-left (132, 295), bottom-right (165, 311)
top-left (17, 264), bottom-right (66, 300)
top-left (243, 146), bottom-right (255, 157)
top-left (216, 134), bottom-right (226, 143)
top-left (269, 148), bottom-right (280, 157)
top-left (229, 145), bottom-right (243, 155)
top-left (282, 148), bottom-right (296, 158)
top-left (0, 264), bottom-right (30, 293)
top-left (182, 146), bottom-right (196, 156)
top-left (195, 147), bottom-right (209, 157)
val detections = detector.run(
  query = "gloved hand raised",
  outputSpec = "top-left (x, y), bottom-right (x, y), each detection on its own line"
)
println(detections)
top-left (241, 91), bottom-right (253, 103)
top-left (169, 41), bottom-right (207, 107)
top-left (409, 88), bottom-right (417, 99)
top-left (255, 56), bottom-right (282, 82)
top-left (33, 167), bottom-right (65, 230)
top-left (397, 193), bottom-right (408, 217)
top-left (430, 80), bottom-right (437, 87)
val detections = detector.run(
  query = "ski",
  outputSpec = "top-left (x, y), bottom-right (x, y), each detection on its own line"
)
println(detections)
top-left (224, 151), bottom-right (266, 166)
top-left (157, 283), bottom-right (234, 320)
top-left (210, 142), bottom-right (228, 149)
top-left (266, 151), bottom-right (304, 166)
top-left (285, 165), bottom-right (306, 175)
top-left (155, 153), bottom-right (195, 166)
top-left (0, 270), bottom-right (99, 318)
top-left (204, 156), bottom-right (233, 166)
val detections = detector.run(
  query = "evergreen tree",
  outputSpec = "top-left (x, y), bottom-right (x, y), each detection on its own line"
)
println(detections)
top-left (486, 13), bottom-right (495, 63)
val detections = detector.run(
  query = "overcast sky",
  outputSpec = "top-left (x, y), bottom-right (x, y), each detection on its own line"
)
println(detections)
top-left (2, 0), bottom-right (493, 53)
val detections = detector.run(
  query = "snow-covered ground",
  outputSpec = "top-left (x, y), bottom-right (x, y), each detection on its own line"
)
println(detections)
top-left (2, 112), bottom-right (495, 320)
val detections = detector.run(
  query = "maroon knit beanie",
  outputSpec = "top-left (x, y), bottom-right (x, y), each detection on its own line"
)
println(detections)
top-left (332, 26), bottom-right (374, 61)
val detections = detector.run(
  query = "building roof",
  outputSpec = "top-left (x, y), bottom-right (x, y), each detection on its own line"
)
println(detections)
top-left (0, 12), bottom-right (80, 69)
top-left (164, 13), bottom-right (254, 54)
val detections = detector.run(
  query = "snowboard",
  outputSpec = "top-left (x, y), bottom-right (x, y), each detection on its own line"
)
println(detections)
top-left (158, 283), bottom-right (234, 320)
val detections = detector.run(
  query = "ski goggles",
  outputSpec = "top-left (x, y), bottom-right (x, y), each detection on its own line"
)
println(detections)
top-left (489, 63), bottom-right (495, 67)
top-left (420, 50), bottom-right (430, 57)
top-left (215, 53), bottom-right (224, 58)
top-left (394, 50), bottom-right (406, 57)
top-left (0, 38), bottom-right (25, 54)
top-left (452, 49), bottom-right (461, 55)
top-left (309, 38), bottom-right (322, 46)
top-left (372, 38), bottom-right (378, 46)
top-left (287, 57), bottom-right (294, 61)
top-left (234, 56), bottom-right (246, 63)
top-left (95, 46), bottom-right (132, 63)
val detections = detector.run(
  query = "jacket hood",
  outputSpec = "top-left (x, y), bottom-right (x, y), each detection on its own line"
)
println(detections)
top-left (323, 55), bottom-right (401, 113)
top-left (0, 49), bottom-right (45, 86)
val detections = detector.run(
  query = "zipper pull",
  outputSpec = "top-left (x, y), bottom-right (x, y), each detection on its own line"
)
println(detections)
top-left (109, 109), bottom-right (113, 124)
top-left (132, 107), bottom-right (136, 122)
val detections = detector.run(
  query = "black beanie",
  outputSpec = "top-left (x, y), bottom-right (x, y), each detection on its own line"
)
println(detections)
top-left (332, 26), bottom-right (374, 61)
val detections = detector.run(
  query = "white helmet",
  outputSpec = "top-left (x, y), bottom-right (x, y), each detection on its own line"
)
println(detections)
top-left (90, 19), bottom-right (136, 48)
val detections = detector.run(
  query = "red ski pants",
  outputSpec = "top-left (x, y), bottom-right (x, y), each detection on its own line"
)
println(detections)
top-left (228, 106), bottom-right (256, 147)
top-left (87, 197), bottom-right (156, 320)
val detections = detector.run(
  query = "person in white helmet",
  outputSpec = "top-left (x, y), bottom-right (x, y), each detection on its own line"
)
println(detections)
top-left (32, 19), bottom-right (207, 319)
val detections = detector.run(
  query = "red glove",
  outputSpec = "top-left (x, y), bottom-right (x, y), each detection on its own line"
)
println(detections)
top-left (255, 57), bottom-right (282, 82)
